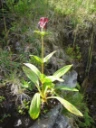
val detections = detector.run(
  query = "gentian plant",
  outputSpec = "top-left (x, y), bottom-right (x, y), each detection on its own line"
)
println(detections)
top-left (38, 17), bottom-right (48, 30)
top-left (23, 17), bottom-right (83, 119)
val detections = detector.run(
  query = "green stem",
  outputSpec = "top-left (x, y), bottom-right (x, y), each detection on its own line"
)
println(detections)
top-left (41, 35), bottom-right (44, 74)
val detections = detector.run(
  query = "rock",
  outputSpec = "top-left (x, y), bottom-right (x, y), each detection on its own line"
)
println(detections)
top-left (29, 105), bottom-right (61, 128)
top-left (62, 70), bottom-right (78, 88)
top-left (29, 105), bottom-right (72, 128)
top-left (53, 114), bottom-right (72, 128)
top-left (14, 116), bottom-right (33, 128)
top-left (14, 119), bottom-right (22, 127)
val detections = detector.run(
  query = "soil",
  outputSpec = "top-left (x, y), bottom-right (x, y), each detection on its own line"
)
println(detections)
top-left (0, 84), bottom-right (34, 128)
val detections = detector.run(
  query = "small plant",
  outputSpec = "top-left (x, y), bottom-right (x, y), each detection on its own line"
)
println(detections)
top-left (17, 99), bottom-right (30, 115)
top-left (0, 48), bottom-right (20, 76)
top-left (0, 96), bottom-right (5, 106)
top-left (79, 108), bottom-right (94, 128)
top-left (0, 96), bottom-right (11, 123)
top-left (23, 17), bottom-right (83, 119)
top-left (0, 114), bottom-right (11, 123)
top-left (62, 89), bottom-right (94, 127)
top-left (66, 44), bottom-right (82, 61)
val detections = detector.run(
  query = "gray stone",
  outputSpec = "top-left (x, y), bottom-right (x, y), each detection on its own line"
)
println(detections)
top-left (53, 115), bottom-right (72, 128)
top-left (29, 105), bottom-right (61, 128)
top-left (62, 70), bottom-right (78, 88)
top-left (29, 105), bottom-right (72, 128)
top-left (14, 119), bottom-right (22, 127)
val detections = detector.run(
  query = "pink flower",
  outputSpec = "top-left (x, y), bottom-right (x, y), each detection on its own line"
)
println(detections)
top-left (38, 17), bottom-right (48, 30)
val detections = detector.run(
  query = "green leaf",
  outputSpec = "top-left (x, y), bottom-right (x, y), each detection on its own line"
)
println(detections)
top-left (43, 51), bottom-right (56, 63)
top-left (30, 51), bottom-right (56, 65)
top-left (53, 65), bottom-right (72, 78)
top-left (42, 82), bottom-right (54, 96)
top-left (22, 81), bottom-right (35, 91)
top-left (47, 75), bottom-right (64, 82)
top-left (23, 63), bottom-right (41, 85)
top-left (29, 93), bottom-right (41, 119)
top-left (39, 74), bottom-right (54, 96)
top-left (52, 96), bottom-right (83, 117)
top-left (24, 63), bottom-right (41, 77)
top-left (30, 55), bottom-right (43, 64)
top-left (55, 85), bottom-right (78, 91)
top-left (40, 74), bottom-right (53, 84)
top-left (22, 81), bottom-right (29, 88)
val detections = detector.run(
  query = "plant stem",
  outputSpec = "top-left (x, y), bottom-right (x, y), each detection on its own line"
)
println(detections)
top-left (41, 35), bottom-right (44, 74)
top-left (85, 32), bottom-right (94, 76)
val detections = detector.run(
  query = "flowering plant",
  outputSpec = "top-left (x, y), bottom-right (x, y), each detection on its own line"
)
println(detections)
top-left (23, 17), bottom-right (83, 119)
top-left (38, 17), bottom-right (48, 30)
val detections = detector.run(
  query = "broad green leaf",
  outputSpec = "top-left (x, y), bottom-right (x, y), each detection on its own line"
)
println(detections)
top-left (43, 51), bottom-right (56, 63)
top-left (23, 66), bottom-right (39, 86)
top-left (30, 55), bottom-right (43, 64)
top-left (42, 82), bottom-right (54, 96)
top-left (52, 96), bottom-right (83, 117)
top-left (29, 93), bottom-right (41, 119)
top-left (23, 63), bottom-right (41, 88)
top-left (30, 51), bottom-right (56, 65)
top-left (41, 84), bottom-right (49, 98)
top-left (53, 65), bottom-right (72, 78)
top-left (55, 85), bottom-right (78, 91)
top-left (24, 63), bottom-right (41, 77)
top-left (40, 74), bottom-right (53, 84)
top-left (47, 75), bottom-right (64, 82)
top-left (39, 74), bottom-right (54, 96)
